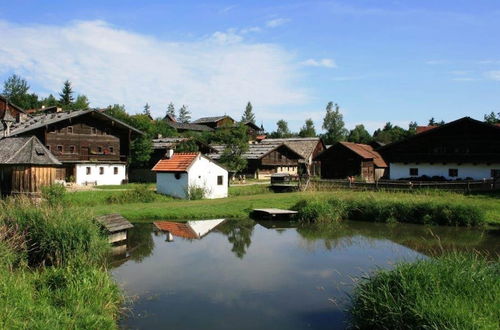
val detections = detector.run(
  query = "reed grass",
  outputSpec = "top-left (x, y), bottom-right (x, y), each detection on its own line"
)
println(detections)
top-left (349, 253), bottom-right (500, 329)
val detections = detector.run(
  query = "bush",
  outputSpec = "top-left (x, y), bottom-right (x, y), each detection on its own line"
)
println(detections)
top-left (106, 185), bottom-right (156, 204)
top-left (349, 253), bottom-right (500, 329)
top-left (292, 198), bottom-right (347, 224)
top-left (41, 184), bottom-right (66, 206)
top-left (187, 185), bottom-right (207, 200)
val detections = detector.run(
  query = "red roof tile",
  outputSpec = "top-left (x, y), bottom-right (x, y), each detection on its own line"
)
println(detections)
top-left (154, 221), bottom-right (199, 239)
top-left (152, 152), bottom-right (199, 172)
top-left (340, 142), bottom-right (387, 167)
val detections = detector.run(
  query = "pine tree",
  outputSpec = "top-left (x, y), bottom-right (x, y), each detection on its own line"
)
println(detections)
top-left (241, 101), bottom-right (256, 123)
top-left (166, 102), bottom-right (176, 119)
top-left (143, 103), bottom-right (151, 117)
top-left (59, 80), bottom-right (74, 109)
top-left (299, 118), bottom-right (317, 137)
top-left (178, 105), bottom-right (191, 123)
top-left (2, 74), bottom-right (40, 109)
top-left (322, 102), bottom-right (348, 144)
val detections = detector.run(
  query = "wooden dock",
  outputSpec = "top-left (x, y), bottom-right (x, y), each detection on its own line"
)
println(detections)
top-left (250, 208), bottom-right (298, 220)
top-left (96, 214), bottom-right (134, 243)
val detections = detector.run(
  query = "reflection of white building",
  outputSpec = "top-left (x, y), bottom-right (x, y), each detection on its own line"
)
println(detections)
top-left (152, 151), bottom-right (228, 199)
top-left (154, 219), bottom-right (225, 240)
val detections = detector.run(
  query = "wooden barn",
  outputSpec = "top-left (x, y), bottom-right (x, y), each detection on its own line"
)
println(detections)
top-left (192, 115), bottom-right (235, 129)
top-left (209, 143), bottom-right (304, 179)
top-left (0, 136), bottom-right (61, 195)
top-left (378, 117), bottom-right (500, 180)
top-left (315, 142), bottom-right (387, 182)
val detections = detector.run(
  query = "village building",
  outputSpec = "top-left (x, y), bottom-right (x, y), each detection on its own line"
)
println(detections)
top-left (152, 151), bottom-right (228, 199)
top-left (379, 117), bottom-right (500, 180)
top-left (0, 108), bottom-right (143, 185)
top-left (209, 142), bottom-right (304, 179)
top-left (0, 95), bottom-right (29, 123)
top-left (259, 137), bottom-right (325, 176)
top-left (0, 135), bottom-right (61, 195)
top-left (153, 219), bottom-right (225, 241)
top-left (314, 142), bottom-right (387, 182)
top-left (191, 115), bottom-right (235, 129)
top-left (163, 114), bottom-right (214, 133)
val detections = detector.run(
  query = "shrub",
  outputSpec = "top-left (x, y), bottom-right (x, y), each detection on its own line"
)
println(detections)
top-left (349, 253), bottom-right (500, 329)
top-left (41, 184), bottom-right (66, 206)
top-left (187, 185), bottom-right (207, 200)
top-left (106, 185), bottom-right (156, 204)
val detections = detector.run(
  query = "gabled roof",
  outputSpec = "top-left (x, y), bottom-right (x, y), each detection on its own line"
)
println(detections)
top-left (163, 113), bottom-right (176, 122)
top-left (154, 221), bottom-right (199, 239)
top-left (1, 109), bottom-right (144, 136)
top-left (152, 152), bottom-right (200, 172)
top-left (0, 136), bottom-right (61, 165)
top-left (165, 121), bottom-right (214, 132)
top-left (338, 142), bottom-right (387, 167)
top-left (415, 125), bottom-right (437, 134)
top-left (260, 137), bottom-right (324, 159)
top-left (152, 137), bottom-right (217, 153)
top-left (208, 142), bottom-right (304, 160)
top-left (0, 95), bottom-right (27, 114)
top-left (242, 121), bottom-right (261, 130)
top-left (192, 115), bottom-right (234, 124)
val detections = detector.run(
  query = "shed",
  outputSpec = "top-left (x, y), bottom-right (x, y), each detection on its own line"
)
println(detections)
top-left (95, 214), bottom-right (134, 243)
top-left (0, 136), bottom-right (62, 195)
top-left (152, 151), bottom-right (228, 199)
top-left (315, 142), bottom-right (387, 182)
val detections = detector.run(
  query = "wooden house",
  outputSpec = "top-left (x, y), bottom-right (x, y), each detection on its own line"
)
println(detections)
top-left (0, 95), bottom-right (29, 124)
top-left (209, 143), bottom-right (304, 179)
top-left (0, 136), bottom-right (61, 195)
top-left (314, 142), bottom-right (387, 182)
top-left (192, 115), bottom-right (235, 129)
top-left (0, 109), bottom-right (143, 185)
top-left (259, 137), bottom-right (325, 176)
top-left (163, 114), bottom-right (214, 132)
top-left (378, 117), bottom-right (500, 180)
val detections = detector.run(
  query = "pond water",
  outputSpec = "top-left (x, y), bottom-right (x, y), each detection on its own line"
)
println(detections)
top-left (111, 220), bottom-right (499, 330)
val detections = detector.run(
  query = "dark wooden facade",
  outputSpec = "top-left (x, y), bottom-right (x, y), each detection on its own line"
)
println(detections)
top-left (379, 117), bottom-right (500, 164)
top-left (245, 145), bottom-right (303, 178)
top-left (0, 96), bottom-right (27, 123)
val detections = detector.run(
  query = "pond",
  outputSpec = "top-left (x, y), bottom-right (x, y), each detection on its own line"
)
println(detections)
top-left (110, 220), bottom-right (499, 330)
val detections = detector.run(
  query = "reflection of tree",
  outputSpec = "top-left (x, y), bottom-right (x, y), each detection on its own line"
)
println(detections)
top-left (216, 219), bottom-right (256, 259)
top-left (127, 223), bottom-right (155, 262)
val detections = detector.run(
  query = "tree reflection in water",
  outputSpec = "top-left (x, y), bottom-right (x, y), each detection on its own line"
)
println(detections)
top-left (216, 219), bottom-right (256, 259)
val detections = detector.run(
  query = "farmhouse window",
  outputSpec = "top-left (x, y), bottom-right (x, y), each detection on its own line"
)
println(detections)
top-left (114, 167), bottom-right (118, 175)
top-left (46, 145), bottom-right (51, 151)
top-left (67, 126), bottom-right (73, 134)
top-left (175, 173), bottom-right (181, 180)
top-left (448, 169), bottom-right (458, 177)
top-left (217, 175), bottom-right (223, 185)
top-left (109, 146), bottom-right (114, 154)
top-left (57, 145), bottom-right (63, 153)
top-left (86, 167), bottom-right (91, 175)
top-left (409, 168), bottom-right (418, 176)
top-left (97, 146), bottom-right (103, 153)
top-left (99, 167), bottom-right (104, 175)
top-left (69, 145), bottom-right (75, 153)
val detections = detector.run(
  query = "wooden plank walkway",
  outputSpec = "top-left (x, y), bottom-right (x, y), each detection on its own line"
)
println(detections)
top-left (250, 208), bottom-right (298, 220)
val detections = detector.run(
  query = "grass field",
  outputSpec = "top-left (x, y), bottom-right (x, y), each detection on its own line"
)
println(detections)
top-left (67, 186), bottom-right (500, 224)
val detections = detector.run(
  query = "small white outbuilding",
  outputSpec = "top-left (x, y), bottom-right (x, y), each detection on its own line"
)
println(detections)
top-left (152, 151), bottom-right (228, 199)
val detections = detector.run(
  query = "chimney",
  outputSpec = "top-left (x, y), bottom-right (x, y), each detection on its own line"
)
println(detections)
top-left (157, 134), bottom-right (162, 139)
top-left (165, 148), bottom-right (174, 159)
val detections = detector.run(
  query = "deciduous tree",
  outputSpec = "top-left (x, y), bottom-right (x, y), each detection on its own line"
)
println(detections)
top-left (347, 124), bottom-right (372, 144)
top-left (299, 118), bottom-right (317, 137)
top-left (322, 102), bottom-right (348, 144)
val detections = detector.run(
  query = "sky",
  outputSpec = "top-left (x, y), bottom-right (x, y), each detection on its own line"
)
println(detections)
top-left (0, 0), bottom-right (499, 132)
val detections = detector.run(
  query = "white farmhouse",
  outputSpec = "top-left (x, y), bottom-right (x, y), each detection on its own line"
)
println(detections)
top-left (152, 151), bottom-right (228, 199)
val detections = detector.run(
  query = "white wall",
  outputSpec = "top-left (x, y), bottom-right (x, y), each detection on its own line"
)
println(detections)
top-left (187, 219), bottom-right (225, 238)
top-left (389, 162), bottom-right (500, 180)
top-left (75, 163), bottom-right (126, 185)
top-left (187, 155), bottom-right (228, 199)
top-left (156, 172), bottom-right (189, 199)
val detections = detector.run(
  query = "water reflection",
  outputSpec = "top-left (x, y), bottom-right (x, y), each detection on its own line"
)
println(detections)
top-left (111, 220), bottom-right (498, 330)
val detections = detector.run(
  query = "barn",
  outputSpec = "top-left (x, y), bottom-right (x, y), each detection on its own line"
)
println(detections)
top-left (0, 136), bottom-right (61, 195)
top-left (315, 142), bottom-right (387, 182)
top-left (152, 151), bottom-right (228, 199)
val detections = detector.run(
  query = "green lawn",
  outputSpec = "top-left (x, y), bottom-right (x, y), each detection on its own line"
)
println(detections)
top-left (68, 187), bottom-right (500, 224)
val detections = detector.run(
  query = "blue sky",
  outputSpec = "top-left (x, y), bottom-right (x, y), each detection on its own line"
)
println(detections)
top-left (1, 0), bottom-right (499, 132)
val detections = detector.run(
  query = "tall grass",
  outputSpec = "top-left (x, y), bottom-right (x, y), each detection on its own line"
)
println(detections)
top-left (291, 197), bottom-right (486, 226)
top-left (106, 185), bottom-right (158, 204)
top-left (0, 197), bottom-right (122, 329)
top-left (349, 253), bottom-right (500, 329)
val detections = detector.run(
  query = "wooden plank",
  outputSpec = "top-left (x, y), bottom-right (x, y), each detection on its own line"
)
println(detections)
top-left (96, 214), bottom-right (134, 233)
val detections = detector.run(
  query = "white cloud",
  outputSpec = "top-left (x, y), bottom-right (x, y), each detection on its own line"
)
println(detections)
top-left (301, 58), bottom-right (337, 68)
top-left (266, 18), bottom-right (290, 28)
top-left (485, 70), bottom-right (500, 81)
top-left (0, 20), bottom-right (307, 118)
top-left (240, 26), bottom-right (262, 34)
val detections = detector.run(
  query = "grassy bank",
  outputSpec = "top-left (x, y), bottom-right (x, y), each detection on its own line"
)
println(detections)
top-left (0, 197), bottom-right (122, 329)
top-left (349, 253), bottom-right (500, 329)
top-left (66, 186), bottom-right (500, 224)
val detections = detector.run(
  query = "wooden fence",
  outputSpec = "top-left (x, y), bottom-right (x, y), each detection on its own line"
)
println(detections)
top-left (305, 178), bottom-right (499, 193)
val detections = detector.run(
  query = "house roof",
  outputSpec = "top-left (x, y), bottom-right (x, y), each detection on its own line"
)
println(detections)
top-left (152, 137), bottom-right (192, 149)
top-left (152, 152), bottom-right (200, 172)
top-left (242, 121), bottom-right (261, 130)
top-left (165, 121), bottom-right (214, 132)
top-left (154, 221), bottom-right (199, 239)
top-left (416, 125), bottom-right (437, 134)
top-left (208, 142), bottom-right (304, 160)
top-left (260, 137), bottom-right (324, 159)
top-left (0, 136), bottom-right (61, 165)
top-left (0, 95), bottom-right (27, 114)
top-left (0, 109), bottom-right (144, 136)
top-left (338, 142), bottom-right (387, 167)
top-left (163, 114), bottom-right (176, 122)
top-left (192, 115), bottom-right (234, 124)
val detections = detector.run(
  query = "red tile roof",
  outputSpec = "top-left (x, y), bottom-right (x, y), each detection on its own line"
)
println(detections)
top-left (154, 221), bottom-right (199, 239)
top-left (340, 142), bottom-right (388, 167)
top-left (152, 152), bottom-right (199, 172)
top-left (416, 125), bottom-right (438, 134)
